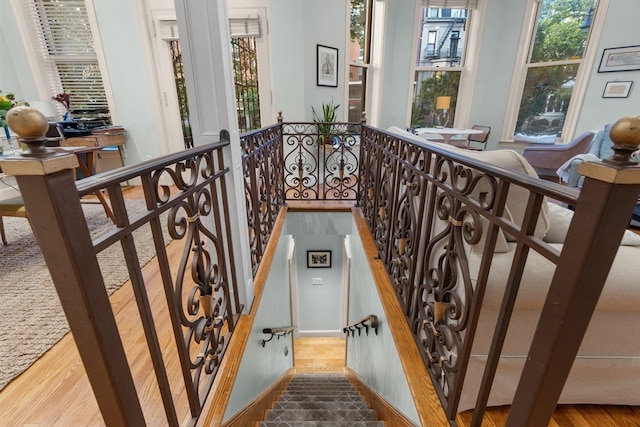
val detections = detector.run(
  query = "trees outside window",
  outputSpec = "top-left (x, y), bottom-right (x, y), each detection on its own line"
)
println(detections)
top-left (514, 0), bottom-right (597, 138)
top-left (348, 0), bottom-right (372, 123)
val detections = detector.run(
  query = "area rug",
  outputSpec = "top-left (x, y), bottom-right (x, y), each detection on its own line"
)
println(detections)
top-left (0, 199), bottom-right (167, 390)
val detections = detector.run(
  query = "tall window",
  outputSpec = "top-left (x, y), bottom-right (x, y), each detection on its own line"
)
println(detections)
top-left (513, 0), bottom-right (597, 138)
top-left (411, 0), bottom-right (476, 128)
top-left (29, 0), bottom-right (110, 122)
top-left (349, 0), bottom-right (373, 123)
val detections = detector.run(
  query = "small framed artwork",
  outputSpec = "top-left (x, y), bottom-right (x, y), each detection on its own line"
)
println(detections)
top-left (317, 44), bottom-right (338, 87)
top-left (598, 45), bottom-right (640, 73)
top-left (307, 250), bottom-right (332, 268)
top-left (602, 81), bottom-right (633, 98)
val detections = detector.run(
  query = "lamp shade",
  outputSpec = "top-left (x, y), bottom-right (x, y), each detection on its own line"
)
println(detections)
top-left (436, 96), bottom-right (451, 110)
top-left (28, 100), bottom-right (58, 120)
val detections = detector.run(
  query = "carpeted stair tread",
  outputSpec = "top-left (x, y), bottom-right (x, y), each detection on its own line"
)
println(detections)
top-left (259, 422), bottom-right (385, 427)
top-left (285, 384), bottom-right (355, 389)
top-left (258, 373), bottom-right (383, 426)
top-left (277, 394), bottom-right (365, 402)
top-left (281, 389), bottom-right (361, 395)
top-left (265, 409), bottom-right (376, 422)
top-left (273, 401), bottom-right (370, 410)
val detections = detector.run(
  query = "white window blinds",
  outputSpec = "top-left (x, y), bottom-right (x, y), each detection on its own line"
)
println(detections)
top-left (29, 0), bottom-right (109, 118)
top-left (422, 0), bottom-right (478, 9)
top-left (229, 18), bottom-right (261, 38)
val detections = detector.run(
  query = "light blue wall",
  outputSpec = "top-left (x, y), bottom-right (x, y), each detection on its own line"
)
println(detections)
top-left (376, 0), bottom-right (640, 148)
top-left (270, 0), bottom-right (306, 121)
top-left (287, 212), bottom-right (352, 334)
top-left (377, 0), bottom-right (416, 130)
top-left (344, 231), bottom-right (420, 425)
top-left (0, 2), bottom-right (38, 105)
top-left (224, 233), bottom-right (294, 421)
top-left (270, 0), bottom-right (347, 122)
top-left (574, 0), bottom-right (640, 133)
top-left (467, 0), bottom-right (528, 148)
top-left (93, 0), bottom-right (162, 164)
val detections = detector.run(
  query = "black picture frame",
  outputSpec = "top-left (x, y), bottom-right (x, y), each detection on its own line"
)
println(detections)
top-left (598, 45), bottom-right (640, 73)
top-left (307, 250), bottom-right (332, 268)
top-left (317, 44), bottom-right (338, 87)
top-left (602, 81), bottom-right (633, 98)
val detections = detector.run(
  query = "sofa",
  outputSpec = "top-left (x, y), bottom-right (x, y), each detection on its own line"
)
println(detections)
top-left (386, 127), bottom-right (640, 412)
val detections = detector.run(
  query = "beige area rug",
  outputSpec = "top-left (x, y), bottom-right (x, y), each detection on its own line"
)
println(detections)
top-left (0, 199), bottom-right (166, 390)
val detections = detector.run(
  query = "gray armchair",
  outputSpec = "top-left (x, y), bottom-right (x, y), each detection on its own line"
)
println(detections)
top-left (521, 131), bottom-right (595, 181)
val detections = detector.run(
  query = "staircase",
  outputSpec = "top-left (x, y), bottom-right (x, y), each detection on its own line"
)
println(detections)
top-left (258, 373), bottom-right (385, 426)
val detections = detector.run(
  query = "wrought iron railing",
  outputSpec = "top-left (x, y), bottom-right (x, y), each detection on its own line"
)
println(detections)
top-left (240, 115), bottom-right (362, 275)
top-left (357, 124), bottom-right (640, 425)
top-left (281, 121), bottom-right (361, 201)
top-left (2, 132), bottom-right (240, 426)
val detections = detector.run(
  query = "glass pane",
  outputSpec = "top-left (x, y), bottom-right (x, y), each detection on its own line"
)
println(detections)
top-left (416, 7), bottom-right (468, 68)
top-left (530, 0), bottom-right (596, 63)
top-left (348, 65), bottom-right (366, 122)
top-left (515, 63), bottom-right (579, 137)
top-left (350, 0), bottom-right (371, 63)
top-left (231, 37), bottom-right (261, 133)
top-left (411, 70), bottom-right (461, 128)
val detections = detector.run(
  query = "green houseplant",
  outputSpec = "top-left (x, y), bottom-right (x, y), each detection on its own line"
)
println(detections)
top-left (312, 100), bottom-right (340, 146)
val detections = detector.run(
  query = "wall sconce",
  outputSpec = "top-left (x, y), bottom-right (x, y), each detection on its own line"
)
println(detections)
top-left (436, 96), bottom-right (451, 127)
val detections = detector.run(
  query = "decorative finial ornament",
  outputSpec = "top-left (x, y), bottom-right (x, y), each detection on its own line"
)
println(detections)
top-left (603, 115), bottom-right (640, 166)
top-left (5, 106), bottom-right (51, 157)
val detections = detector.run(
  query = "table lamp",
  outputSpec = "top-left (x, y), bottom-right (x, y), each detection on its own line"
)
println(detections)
top-left (436, 96), bottom-right (451, 127)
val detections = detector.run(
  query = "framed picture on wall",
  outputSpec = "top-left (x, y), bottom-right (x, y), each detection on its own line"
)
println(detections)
top-left (602, 81), bottom-right (633, 98)
top-left (317, 44), bottom-right (338, 87)
top-left (598, 45), bottom-right (640, 72)
top-left (307, 250), bottom-right (332, 268)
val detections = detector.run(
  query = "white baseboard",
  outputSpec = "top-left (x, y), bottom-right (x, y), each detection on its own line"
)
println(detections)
top-left (296, 330), bottom-right (344, 338)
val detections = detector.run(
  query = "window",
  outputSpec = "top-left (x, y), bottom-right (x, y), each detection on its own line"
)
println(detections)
top-left (411, 0), bottom-right (477, 128)
top-left (28, 0), bottom-right (110, 123)
top-left (348, 0), bottom-right (373, 123)
top-left (229, 17), bottom-right (263, 133)
top-left (510, 0), bottom-right (599, 139)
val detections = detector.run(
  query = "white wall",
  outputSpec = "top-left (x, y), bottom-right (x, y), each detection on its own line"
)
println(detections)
top-left (344, 231), bottom-right (420, 425)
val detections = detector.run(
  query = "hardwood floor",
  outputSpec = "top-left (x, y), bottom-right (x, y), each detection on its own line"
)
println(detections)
top-left (0, 187), bottom-right (638, 426)
top-left (293, 337), bottom-right (346, 374)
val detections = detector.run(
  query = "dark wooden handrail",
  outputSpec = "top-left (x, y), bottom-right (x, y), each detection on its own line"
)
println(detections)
top-left (343, 315), bottom-right (379, 337)
top-left (260, 326), bottom-right (296, 347)
top-left (1, 128), bottom-right (241, 426)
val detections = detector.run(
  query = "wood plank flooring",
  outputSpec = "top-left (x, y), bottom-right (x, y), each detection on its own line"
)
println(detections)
top-left (0, 187), bottom-right (638, 426)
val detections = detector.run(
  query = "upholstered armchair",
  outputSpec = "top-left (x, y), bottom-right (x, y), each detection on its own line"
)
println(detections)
top-left (560, 125), bottom-right (614, 187)
top-left (521, 131), bottom-right (595, 181)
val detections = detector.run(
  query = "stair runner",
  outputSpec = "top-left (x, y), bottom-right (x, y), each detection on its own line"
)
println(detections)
top-left (258, 373), bottom-right (384, 426)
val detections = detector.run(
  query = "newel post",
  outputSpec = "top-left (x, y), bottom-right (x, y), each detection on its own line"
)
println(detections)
top-left (507, 116), bottom-right (640, 427)
top-left (1, 107), bottom-right (145, 426)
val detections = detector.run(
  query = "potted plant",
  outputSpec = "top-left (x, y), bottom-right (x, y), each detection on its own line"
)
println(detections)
top-left (312, 100), bottom-right (340, 147)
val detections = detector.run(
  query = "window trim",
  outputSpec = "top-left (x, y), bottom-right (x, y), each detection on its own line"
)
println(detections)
top-left (406, 0), bottom-right (486, 128)
top-left (501, 0), bottom-right (609, 143)
top-left (11, 0), bottom-right (116, 122)
top-left (345, 0), bottom-right (375, 123)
